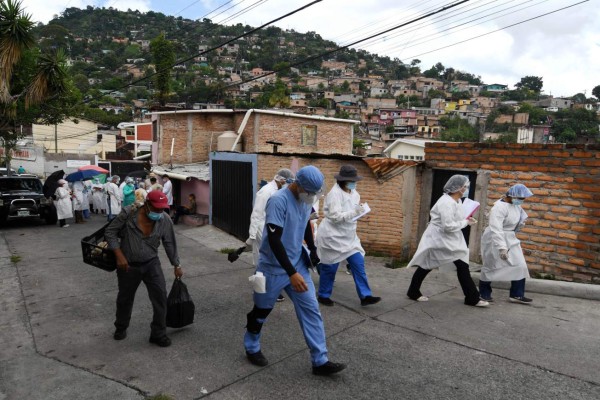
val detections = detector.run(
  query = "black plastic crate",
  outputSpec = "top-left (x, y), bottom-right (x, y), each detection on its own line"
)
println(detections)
top-left (81, 223), bottom-right (116, 272)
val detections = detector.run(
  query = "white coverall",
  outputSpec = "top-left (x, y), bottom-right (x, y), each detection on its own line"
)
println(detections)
top-left (72, 181), bottom-right (85, 211)
top-left (54, 186), bottom-right (73, 220)
top-left (163, 179), bottom-right (173, 206)
top-left (248, 180), bottom-right (279, 266)
top-left (407, 193), bottom-right (469, 272)
top-left (480, 200), bottom-right (530, 281)
top-left (105, 182), bottom-right (122, 216)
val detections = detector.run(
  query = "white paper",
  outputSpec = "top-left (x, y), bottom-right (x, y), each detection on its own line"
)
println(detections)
top-left (461, 198), bottom-right (480, 219)
top-left (248, 271), bottom-right (266, 293)
top-left (352, 202), bottom-right (371, 222)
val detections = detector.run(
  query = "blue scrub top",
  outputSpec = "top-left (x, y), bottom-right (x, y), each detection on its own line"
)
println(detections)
top-left (258, 188), bottom-right (312, 275)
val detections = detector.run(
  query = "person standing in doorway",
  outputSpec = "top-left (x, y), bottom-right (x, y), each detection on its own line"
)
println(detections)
top-left (105, 191), bottom-right (184, 347)
top-left (54, 179), bottom-right (73, 228)
top-left (316, 165), bottom-right (381, 307)
top-left (243, 165), bottom-right (346, 376)
top-left (406, 174), bottom-right (489, 308)
top-left (480, 184), bottom-right (534, 304)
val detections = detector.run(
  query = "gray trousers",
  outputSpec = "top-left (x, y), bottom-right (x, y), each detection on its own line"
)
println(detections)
top-left (114, 257), bottom-right (167, 338)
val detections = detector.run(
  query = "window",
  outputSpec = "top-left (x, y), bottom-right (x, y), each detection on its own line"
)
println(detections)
top-left (397, 155), bottom-right (404, 159)
top-left (416, 156), bottom-right (423, 161)
top-left (410, 155), bottom-right (415, 160)
top-left (301, 125), bottom-right (317, 146)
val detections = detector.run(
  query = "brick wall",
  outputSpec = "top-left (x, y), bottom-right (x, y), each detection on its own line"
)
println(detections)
top-left (426, 142), bottom-right (600, 282)
top-left (256, 155), bottom-right (421, 258)
top-left (238, 113), bottom-right (353, 155)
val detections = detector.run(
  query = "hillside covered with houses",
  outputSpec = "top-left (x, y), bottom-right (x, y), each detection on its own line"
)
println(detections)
top-left (24, 6), bottom-right (600, 159)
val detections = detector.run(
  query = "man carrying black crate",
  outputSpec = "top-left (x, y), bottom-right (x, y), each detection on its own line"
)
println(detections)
top-left (105, 190), bottom-right (184, 347)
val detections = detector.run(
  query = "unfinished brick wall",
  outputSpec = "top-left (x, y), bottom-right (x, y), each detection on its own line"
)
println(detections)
top-left (158, 113), bottom-right (234, 164)
top-left (257, 154), bottom-right (421, 258)
top-left (426, 142), bottom-right (600, 282)
top-left (238, 113), bottom-right (353, 155)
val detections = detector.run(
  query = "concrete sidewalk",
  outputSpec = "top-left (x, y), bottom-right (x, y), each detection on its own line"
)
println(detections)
top-left (1, 218), bottom-right (599, 400)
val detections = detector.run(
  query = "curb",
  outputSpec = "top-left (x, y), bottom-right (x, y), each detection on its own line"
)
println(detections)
top-left (471, 271), bottom-right (600, 301)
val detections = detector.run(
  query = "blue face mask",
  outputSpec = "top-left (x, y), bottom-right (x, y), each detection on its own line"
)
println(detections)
top-left (346, 182), bottom-right (357, 190)
top-left (146, 205), bottom-right (163, 221)
top-left (512, 199), bottom-right (524, 206)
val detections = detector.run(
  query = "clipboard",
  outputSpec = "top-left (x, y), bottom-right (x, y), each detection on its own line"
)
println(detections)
top-left (461, 198), bottom-right (480, 219)
top-left (352, 202), bottom-right (371, 222)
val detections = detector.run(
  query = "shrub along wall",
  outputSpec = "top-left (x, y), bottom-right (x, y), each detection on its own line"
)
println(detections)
top-left (426, 143), bottom-right (600, 283)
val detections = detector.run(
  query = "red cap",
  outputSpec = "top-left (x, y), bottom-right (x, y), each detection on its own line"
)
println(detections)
top-left (147, 190), bottom-right (169, 209)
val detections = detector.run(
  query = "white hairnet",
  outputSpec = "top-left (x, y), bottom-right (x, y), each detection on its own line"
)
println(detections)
top-left (125, 177), bottom-right (134, 184)
top-left (443, 175), bottom-right (469, 194)
top-left (58, 179), bottom-right (67, 185)
top-left (507, 184), bottom-right (533, 198)
top-left (275, 168), bottom-right (295, 183)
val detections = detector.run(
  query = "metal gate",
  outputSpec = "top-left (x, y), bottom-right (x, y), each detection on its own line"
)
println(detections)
top-left (211, 157), bottom-right (255, 240)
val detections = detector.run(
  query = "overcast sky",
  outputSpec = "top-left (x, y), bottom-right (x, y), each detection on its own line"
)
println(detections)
top-left (24, 0), bottom-right (600, 98)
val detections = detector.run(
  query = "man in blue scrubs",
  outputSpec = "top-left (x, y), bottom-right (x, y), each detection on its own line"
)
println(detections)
top-left (243, 165), bottom-right (346, 376)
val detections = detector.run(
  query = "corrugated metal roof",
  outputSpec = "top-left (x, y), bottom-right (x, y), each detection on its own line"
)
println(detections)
top-left (153, 162), bottom-right (210, 181)
top-left (363, 158), bottom-right (421, 183)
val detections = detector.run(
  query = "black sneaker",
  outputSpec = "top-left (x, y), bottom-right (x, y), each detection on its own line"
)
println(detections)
top-left (509, 296), bottom-right (533, 304)
top-left (246, 350), bottom-right (268, 366)
top-left (149, 335), bottom-right (172, 347)
top-left (312, 361), bottom-right (346, 376)
top-left (113, 329), bottom-right (127, 340)
top-left (361, 296), bottom-right (382, 306)
top-left (317, 296), bottom-right (335, 306)
top-left (276, 294), bottom-right (285, 302)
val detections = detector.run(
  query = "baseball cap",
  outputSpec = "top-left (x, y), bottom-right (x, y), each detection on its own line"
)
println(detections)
top-left (147, 190), bottom-right (169, 209)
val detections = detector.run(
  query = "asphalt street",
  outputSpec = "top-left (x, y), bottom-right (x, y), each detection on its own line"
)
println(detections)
top-left (1, 214), bottom-right (599, 400)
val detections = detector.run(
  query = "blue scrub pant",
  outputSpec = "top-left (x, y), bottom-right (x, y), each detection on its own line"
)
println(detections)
top-left (318, 252), bottom-right (372, 300)
top-left (243, 263), bottom-right (328, 367)
top-left (479, 278), bottom-right (526, 299)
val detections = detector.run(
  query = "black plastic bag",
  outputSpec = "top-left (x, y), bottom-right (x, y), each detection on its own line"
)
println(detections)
top-left (166, 278), bottom-right (195, 328)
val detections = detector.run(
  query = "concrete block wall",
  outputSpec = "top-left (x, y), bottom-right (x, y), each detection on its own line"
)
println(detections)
top-left (257, 155), bottom-right (421, 259)
top-left (426, 142), bottom-right (600, 282)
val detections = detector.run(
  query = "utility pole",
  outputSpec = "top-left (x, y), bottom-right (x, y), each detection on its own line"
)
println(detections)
top-left (54, 124), bottom-right (58, 153)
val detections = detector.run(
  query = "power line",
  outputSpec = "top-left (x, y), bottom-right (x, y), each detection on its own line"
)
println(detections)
top-left (84, 0), bottom-right (323, 103)
top-left (222, 0), bottom-right (471, 90)
top-left (402, 0), bottom-right (589, 60)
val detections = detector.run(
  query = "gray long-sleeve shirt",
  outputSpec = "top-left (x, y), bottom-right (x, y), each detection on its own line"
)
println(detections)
top-left (105, 206), bottom-right (180, 266)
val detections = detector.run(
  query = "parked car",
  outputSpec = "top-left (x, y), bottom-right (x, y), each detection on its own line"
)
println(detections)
top-left (0, 176), bottom-right (57, 225)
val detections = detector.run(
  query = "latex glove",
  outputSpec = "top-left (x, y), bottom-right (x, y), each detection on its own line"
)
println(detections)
top-left (245, 237), bottom-right (255, 246)
top-left (499, 249), bottom-right (508, 260)
top-left (467, 217), bottom-right (477, 226)
top-left (310, 212), bottom-right (319, 220)
top-left (354, 204), bottom-right (365, 216)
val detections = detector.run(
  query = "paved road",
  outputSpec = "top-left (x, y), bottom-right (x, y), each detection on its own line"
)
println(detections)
top-left (1, 215), bottom-right (599, 400)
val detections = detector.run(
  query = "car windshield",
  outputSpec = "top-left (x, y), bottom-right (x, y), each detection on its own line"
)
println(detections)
top-left (0, 179), bottom-right (43, 192)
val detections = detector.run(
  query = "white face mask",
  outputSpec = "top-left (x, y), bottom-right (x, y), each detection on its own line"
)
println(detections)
top-left (298, 192), bottom-right (316, 205)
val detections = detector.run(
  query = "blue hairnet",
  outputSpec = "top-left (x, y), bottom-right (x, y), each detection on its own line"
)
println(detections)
top-left (296, 166), bottom-right (324, 193)
top-left (443, 175), bottom-right (469, 194)
top-left (507, 184), bottom-right (533, 198)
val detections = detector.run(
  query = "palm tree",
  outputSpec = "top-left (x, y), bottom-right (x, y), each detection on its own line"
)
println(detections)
top-left (0, 0), bottom-right (68, 170)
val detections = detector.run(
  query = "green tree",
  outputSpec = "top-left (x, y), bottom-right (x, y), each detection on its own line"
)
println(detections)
top-left (150, 33), bottom-right (176, 106)
top-left (439, 116), bottom-right (478, 142)
top-left (515, 76), bottom-right (543, 93)
top-left (592, 85), bottom-right (600, 100)
top-left (571, 93), bottom-right (586, 104)
top-left (1, 0), bottom-right (69, 170)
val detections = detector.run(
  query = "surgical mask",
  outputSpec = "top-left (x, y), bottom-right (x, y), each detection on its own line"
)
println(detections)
top-left (146, 205), bottom-right (163, 221)
top-left (299, 192), bottom-right (316, 205)
top-left (346, 182), bottom-right (357, 190)
top-left (512, 199), bottom-right (524, 206)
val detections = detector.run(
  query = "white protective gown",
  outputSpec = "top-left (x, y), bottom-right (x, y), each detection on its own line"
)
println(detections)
top-left (72, 181), bottom-right (85, 211)
top-left (163, 179), bottom-right (173, 206)
top-left (54, 187), bottom-right (73, 220)
top-left (407, 193), bottom-right (469, 271)
top-left (248, 180), bottom-right (279, 266)
top-left (316, 184), bottom-right (364, 265)
top-left (480, 200), bottom-right (530, 281)
top-left (92, 187), bottom-right (105, 211)
top-left (105, 182), bottom-right (122, 215)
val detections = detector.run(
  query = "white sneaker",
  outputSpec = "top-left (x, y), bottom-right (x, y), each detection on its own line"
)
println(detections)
top-left (475, 300), bottom-right (490, 307)
top-left (416, 296), bottom-right (429, 302)
top-left (62, 224), bottom-right (70, 228)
